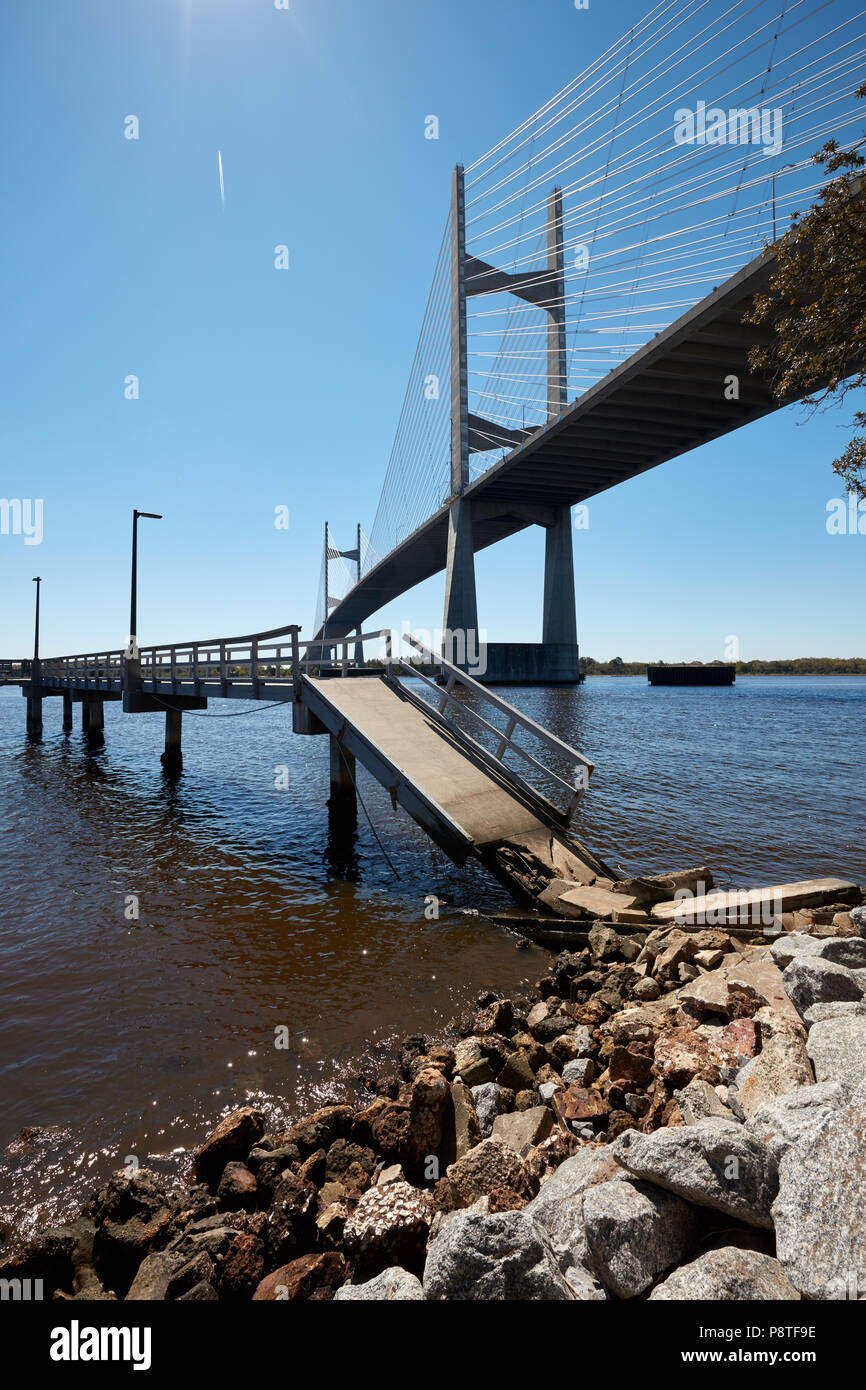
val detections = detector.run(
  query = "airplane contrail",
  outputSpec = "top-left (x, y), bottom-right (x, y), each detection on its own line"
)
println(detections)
top-left (218, 150), bottom-right (225, 210)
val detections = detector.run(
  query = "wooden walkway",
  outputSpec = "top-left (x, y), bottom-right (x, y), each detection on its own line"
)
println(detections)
top-left (2, 628), bottom-right (609, 903)
top-left (297, 637), bottom-right (612, 901)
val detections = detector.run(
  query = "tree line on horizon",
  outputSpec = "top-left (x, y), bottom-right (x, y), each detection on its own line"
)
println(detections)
top-left (579, 656), bottom-right (866, 676)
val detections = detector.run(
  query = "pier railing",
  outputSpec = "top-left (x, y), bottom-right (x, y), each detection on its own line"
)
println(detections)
top-left (14, 626), bottom-right (592, 817)
top-left (0, 659), bottom-right (30, 684)
top-left (8, 626), bottom-right (594, 825)
top-left (32, 626), bottom-right (394, 697)
top-left (383, 631), bottom-right (594, 823)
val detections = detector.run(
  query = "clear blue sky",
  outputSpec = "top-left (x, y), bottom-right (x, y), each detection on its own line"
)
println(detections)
top-left (1, 0), bottom-right (863, 663)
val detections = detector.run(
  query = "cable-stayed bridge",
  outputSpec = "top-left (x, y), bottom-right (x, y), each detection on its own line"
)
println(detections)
top-left (318, 0), bottom-right (866, 680)
top-left (3, 0), bottom-right (865, 898)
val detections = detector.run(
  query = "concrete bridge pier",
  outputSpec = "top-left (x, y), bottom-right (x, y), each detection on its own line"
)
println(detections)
top-left (62, 691), bottom-right (73, 732)
top-left (160, 708), bottom-right (183, 774)
top-left (442, 498), bottom-right (478, 667)
top-left (543, 504), bottom-right (578, 647)
top-left (26, 693), bottom-right (43, 739)
top-left (328, 733), bottom-right (356, 810)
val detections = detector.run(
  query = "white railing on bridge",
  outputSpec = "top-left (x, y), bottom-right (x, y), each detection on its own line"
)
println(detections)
top-left (7, 625), bottom-right (594, 824)
top-left (384, 630), bottom-right (594, 823)
top-left (34, 626), bottom-right (395, 695)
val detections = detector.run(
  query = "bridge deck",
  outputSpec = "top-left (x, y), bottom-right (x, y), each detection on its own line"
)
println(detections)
top-left (322, 247), bottom-right (784, 638)
top-left (309, 675), bottom-right (546, 847)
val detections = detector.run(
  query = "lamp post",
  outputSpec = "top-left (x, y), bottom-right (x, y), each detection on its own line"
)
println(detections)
top-left (26, 576), bottom-right (43, 738)
top-left (126, 509), bottom-right (162, 659)
top-left (32, 575), bottom-right (41, 664)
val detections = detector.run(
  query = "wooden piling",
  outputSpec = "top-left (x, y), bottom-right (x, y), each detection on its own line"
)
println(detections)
top-left (328, 733), bottom-right (356, 809)
top-left (83, 698), bottom-right (104, 739)
top-left (161, 708), bottom-right (183, 773)
top-left (25, 693), bottom-right (43, 739)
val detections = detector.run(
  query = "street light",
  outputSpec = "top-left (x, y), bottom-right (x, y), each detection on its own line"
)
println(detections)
top-left (125, 509), bottom-right (162, 660)
top-left (32, 575), bottom-right (41, 666)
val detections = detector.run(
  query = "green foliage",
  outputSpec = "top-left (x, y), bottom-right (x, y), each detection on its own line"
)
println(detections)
top-left (578, 656), bottom-right (866, 675)
top-left (745, 94), bottom-right (866, 499)
top-left (735, 657), bottom-right (866, 675)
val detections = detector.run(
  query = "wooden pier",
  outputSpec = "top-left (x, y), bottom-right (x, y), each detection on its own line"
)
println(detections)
top-left (0, 628), bottom-right (609, 903)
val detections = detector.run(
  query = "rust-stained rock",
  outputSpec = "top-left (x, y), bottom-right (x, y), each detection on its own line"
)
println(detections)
top-left (734, 1009), bottom-right (813, 1120)
top-left (216, 1161), bottom-right (257, 1212)
top-left (252, 1252), bottom-right (347, 1301)
top-left (192, 1108), bottom-right (265, 1188)
top-left (653, 1028), bottom-right (719, 1088)
top-left (284, 1105), bottom-right (355, 1157)
top-left (446, 1137), bottom-right (527, 1209)
top-left (486, 1187), bottom-right (527, 1213)
top-left (217, 1232), bottom-right (265, 1300)
top-left (608, 1045), bottom-right (654, 1088)
top-left (553, 1086), bottom-right (610, 1125)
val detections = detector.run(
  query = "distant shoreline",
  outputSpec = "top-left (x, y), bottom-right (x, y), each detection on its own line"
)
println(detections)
top-left (583, 663), bottom-right (866, 677)
top-left (584, 671), bottom-right (866, 677)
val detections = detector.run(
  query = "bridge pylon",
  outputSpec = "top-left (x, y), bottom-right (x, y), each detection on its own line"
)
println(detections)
top-left (443, 166), bottom-right (580, 682)
top-left (443, 165), bottom-right (477, 667)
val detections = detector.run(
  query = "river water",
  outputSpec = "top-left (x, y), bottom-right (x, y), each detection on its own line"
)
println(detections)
top-left (1, 676), bottom-right (864, 1246)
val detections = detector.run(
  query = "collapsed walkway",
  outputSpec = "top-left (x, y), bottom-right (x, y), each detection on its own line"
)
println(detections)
top-left (4, 626), bottom-right (612, 904)
top-left (295, 634), bottom-right (613, 903)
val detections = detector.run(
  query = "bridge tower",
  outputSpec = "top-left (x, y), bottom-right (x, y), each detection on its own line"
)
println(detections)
top-left (442, 165), bottom-right (477, 666)
top-left (541, 187), bottom-right (578, 655)
top-left (442, 166), bottom-right (579, 681)
top-left (321, 522), bottom-right (365, 667)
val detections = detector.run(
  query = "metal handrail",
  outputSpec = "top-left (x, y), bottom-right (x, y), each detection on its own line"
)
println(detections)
top-left (386, 631), bottom-right (594, 820)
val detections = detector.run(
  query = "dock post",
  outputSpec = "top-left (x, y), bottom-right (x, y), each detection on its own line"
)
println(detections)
top-left (83, 697), bottom-right (104, 742)
top-left (161, 708), bottom-right (183, 773)
top-left (26, 693), bottom-right (43, 739)
top-left (62, 691), bottom-right (73, 732)
top-left (328, 733), bottom-right (356, 809)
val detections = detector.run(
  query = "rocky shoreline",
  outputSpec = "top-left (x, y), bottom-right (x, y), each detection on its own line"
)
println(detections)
top-left (3, 881), bottom-right (865, 1302)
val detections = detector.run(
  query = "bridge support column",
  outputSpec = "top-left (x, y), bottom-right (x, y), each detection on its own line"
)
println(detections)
top-left (161, 709), bottom-right (183, 773)
top-left (443, 498), bottom-right (478, 666)
top-left (26, 693), bottom-right (43, 739)
top-left (442, 164), bottom-right (479, 669)
top-left (62, 691), bottom-right (73, 732)
top-left (328, 734), bottom-right (356, 810)
top-left (542, 504), bottom-right (577, 647)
